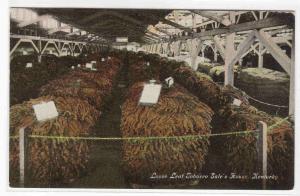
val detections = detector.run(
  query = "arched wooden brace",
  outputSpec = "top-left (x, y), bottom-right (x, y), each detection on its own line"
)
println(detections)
top-left (186, 38), bottom-right (203, 70)
top-left (171, 40), bottom-right (182, 57)
top-left (41, 41), bottom-right (61, 56)
top-left (10, 38), bottom-right (40, 57)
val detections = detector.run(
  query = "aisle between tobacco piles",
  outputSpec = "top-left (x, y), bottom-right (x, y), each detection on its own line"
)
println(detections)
top-left (64, 62), bottom-right (129, 188)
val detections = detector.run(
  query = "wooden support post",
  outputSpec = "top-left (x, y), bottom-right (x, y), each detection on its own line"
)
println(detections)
top-left (258, 12), bottom-right (264, 68)
top-left (258, 43), bottom-right (264, 68)
top-left (187, 39), bottom-right (202, 70)
top-left (257, 121), bottom-right (268, 190)
top-left (172, 41), bottom-right (181, 57)
top-left (213, 35), bottom-right (225, 60)
top-left (37, 39), bottom-right (42, 63)
top-left (157, 44), bottom-right (162, 54)
top-left (19, 127), bottom-right (28, 187)
top-left (289, 29), bottom-right (295, 119)
top-left (224, 33), bottom-right (235, 86)
top-left (224, 12), bottom-right (236, 86)
top-left (201, 46), bottom-right (205, 58)
top-left (214, 45), bottom-right (218, 62)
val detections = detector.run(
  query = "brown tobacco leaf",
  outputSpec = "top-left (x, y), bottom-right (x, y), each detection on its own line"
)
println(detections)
top-left (121, 80), bottom-right (213, 185)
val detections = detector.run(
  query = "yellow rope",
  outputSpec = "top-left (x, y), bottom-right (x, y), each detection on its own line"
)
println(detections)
top-left (9, 116), bottom-right (291, 141)
top-left (27, 129), bottom-right (258, 141)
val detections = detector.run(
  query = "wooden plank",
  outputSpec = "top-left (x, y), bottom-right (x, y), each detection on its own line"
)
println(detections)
top-left (19, 127), bottom-right (28, 187)
top-left (255, 29), bottom-right (291, 74)
top-left (257, 121), bottom-right (268, 190)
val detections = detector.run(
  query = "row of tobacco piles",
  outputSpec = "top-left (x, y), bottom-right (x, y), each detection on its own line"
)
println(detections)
top-left (120, 52), bottom-right (293, 188)
top-left (10, 53), bottom-right (121, 186)
top-left (10, 54), bottom-right (86, 105)
top-left (9, 51), bottom-right (294, 188)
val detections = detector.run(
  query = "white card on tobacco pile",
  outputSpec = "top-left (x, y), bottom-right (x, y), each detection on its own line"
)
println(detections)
top-left (25, 63), bottom-right (33, 68)
top-left (139, 83), bottom-right (162, 105)
top-left (233, 98), bottom-right (242, 106)
top-left (32, 101), bottom-right (58, 122)
top-left (85, 63), bottom-right (93, 69)
top-left (165, 77), bottom-right (174, 87)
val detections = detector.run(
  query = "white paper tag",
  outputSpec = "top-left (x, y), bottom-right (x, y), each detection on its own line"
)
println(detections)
top-left (165, 77), bottom-right (174, 87)
top-left (32, 101), bottom-right (58, 122)
top-left (85, 63), bottom-right (93, 69)
top-left (77, 64), bottom-right (81, 67)
top-left (146, 62), bottom-right (150, 66)
top-left (101, 58), bottom-right (105, 62)
top-left (149, 79), bottom-right (156, 84)
top-left (71, 66), bottom-right (75, 69)
top-left (25, 63), bottom-right (33, 68)
top-left (91, 61), bottom-right (97, 64)
top-left (139, 83), bottom-right (162, 105)
top-left (108, 56), bottom-right (111, 60)
top-left (233, 98), bottom-right (242, 107)
top-left (22, 51), bottom-right (28, 55)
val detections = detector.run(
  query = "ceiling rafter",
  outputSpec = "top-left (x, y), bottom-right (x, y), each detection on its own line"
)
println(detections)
top-left (191, 10), bottom-right (231, 26)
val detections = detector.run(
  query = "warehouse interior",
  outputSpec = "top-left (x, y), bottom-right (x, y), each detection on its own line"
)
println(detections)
top-left (9, 8), bottom-right (294, 189)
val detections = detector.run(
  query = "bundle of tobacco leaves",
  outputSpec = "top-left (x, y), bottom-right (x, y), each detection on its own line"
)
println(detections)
top-left (197, 62), bottom-right (214, 75)
top-left (121, 82), bottom-right (213, 185)
top-left (39, 57), bottom-right (120, 107)
top-left (10, 54), bottom-right (85, 105)
top-left (132, 54), bottom-right (293, 187)
top-left (10, 96), bottom-right (100, 187)
top-left (236, 67), bottom-right (290, 116)
top-left (212, 104), bottom-right (293, 186)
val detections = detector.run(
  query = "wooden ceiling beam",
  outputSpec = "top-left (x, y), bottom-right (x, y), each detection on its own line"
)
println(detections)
top-left (153, 26), bottom-right (172, 36)
top-left (161, 18), bottom-right (194, 33)
top-left (191, 10), bottom-right (231, 26)
top-left (175, 15), bottom-right (294, 41)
